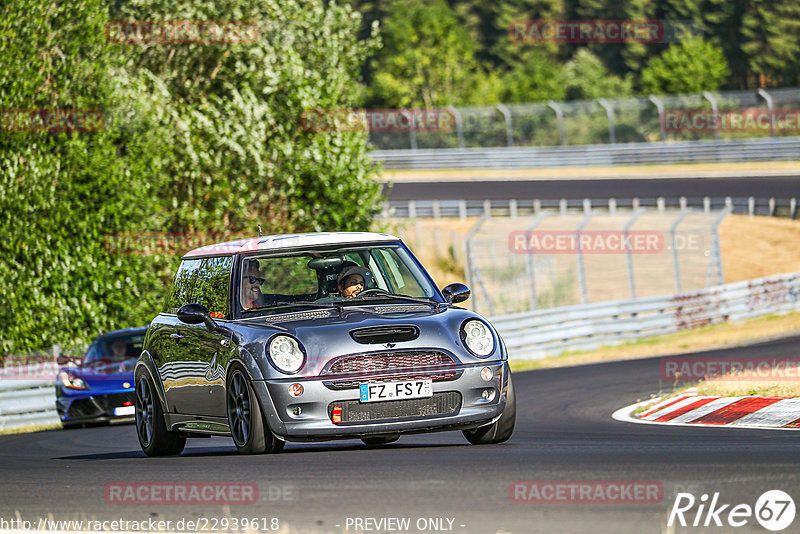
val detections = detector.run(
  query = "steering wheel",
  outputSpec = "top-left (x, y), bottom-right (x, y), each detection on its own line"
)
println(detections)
top-left (358, 288), bottom-right (391, 297)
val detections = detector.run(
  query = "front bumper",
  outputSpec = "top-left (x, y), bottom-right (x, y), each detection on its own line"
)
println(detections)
top-left (56, 389), bottom-right (137, 424)
top-left (254, 362), bottom-right (508, 440)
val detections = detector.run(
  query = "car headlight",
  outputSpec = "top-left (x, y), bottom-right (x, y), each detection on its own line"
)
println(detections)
top-left (268, 335), bottom-right (305, 374)
top-left (461, 319), bottom-right (494, 357)
top-left (59, 371), bottom-right (88, 390)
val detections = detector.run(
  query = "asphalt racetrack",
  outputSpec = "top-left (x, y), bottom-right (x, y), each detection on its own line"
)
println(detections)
top-left (2, 336), bottom-right (800, 534)
top-left (386, 176), bottom-right (800, 201)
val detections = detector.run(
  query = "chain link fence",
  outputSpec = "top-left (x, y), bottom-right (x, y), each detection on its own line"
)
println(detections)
top-left (462, 208), bottom-right (728, 316)
top-left (370, 87), bottom-right (800, 150)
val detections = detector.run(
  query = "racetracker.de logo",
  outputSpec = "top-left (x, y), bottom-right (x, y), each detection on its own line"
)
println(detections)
top-left (509, 230), bottom-right (666, 254)
top-left (661, 357), bottom-right (800, 382)
top-left (301, 108), bottom-right (455, 133)
top-left (105, 20), bottom-right (259, 45)
top-left (509, 20), bottom-right (669, 43)
top-left (104, 482), bottom-right (258, 505)
top-left (663, 109), bottom-right (800, 134)
top-left (1, 109), bottom-right (102, 133)
top-left (510, 480), bottom-right (663, 504)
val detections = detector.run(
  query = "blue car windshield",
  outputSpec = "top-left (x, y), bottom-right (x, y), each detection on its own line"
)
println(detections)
top-left (240, 245), bottom-right (442, 311)
top-left (83, 334), bottom-right (144, 367)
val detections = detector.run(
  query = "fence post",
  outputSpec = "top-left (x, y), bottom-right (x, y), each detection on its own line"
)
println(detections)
top-left (757, 89), bottom-right (775, 138)
top-left (576, 213), bottom-right (593, 304)
top-left (670, 210), bottom-right (689, 293)
top-left (533, 199), bottom-right (541, 213)
top-left (702, 91), bottom-right (720, 142)
top-left (583, 198), bottom-right (592, 215)
top-left (769, 197), bottom-right (776, 217)
top-left (709, 207), bottom-right (731, 285)
top-left (608, 198), bottom-right (617, 215)
top-left (657, 197), bottom-right (665, 212)
top-left (624, 208), bottom-right (646, 298)
top-left (748, 197), bottom-right (755, 217)
top-left (496, 104), bottom-right (514, 147)
top-left (408, 200), bottom-right (416, 219)
top-left (548, 100), bottom-right (566, 145)
top-left (648, 95), bottom-right (667, 141)
top-left (432, 200), bottom-right (441, 220)
top-left (463, 214), bottom-right (492, 315)
top-left (509, 199), bottom-right (518, 219)
top-left (447, 105), bottom-right (465, 148)
top-left (597, 98), bottom-right (616, 144)
top-left (791, 198), bottom-right (797, 220)
top-left (633, 197), bottom-right (640, 210)
top-left (703, 197), bottom-right (711, 214)
top-left (401, 109), bottom-right (418, 149)
top-left (458, 200), bottom-right (467, 221)
top-left (559, 198), bottom-right (567, 216)
top-left (523, 213), bottom-right (549, 311)
top-left (483, 199), bottom-right (492, 219)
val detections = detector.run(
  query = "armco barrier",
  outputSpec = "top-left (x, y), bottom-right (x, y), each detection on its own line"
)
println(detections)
top-left (0, 378), bottom-right (59, 431)
top-left (371, 137), bottom-right (800, 170)
top-left (492, 271), bottom-right (800, 359)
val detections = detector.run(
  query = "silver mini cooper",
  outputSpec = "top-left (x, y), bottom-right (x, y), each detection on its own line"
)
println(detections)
top-left (135, 232), bottom-right (515, 455)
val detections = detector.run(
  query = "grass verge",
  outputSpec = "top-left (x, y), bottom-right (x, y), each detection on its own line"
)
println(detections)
top-left (0, 422), bottom-right (61, 435)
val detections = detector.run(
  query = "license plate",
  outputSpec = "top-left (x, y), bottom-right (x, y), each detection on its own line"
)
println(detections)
top-left (114, 406), bottom-right (135, 416)
top-left (359, 380), bottom-right (432, 403)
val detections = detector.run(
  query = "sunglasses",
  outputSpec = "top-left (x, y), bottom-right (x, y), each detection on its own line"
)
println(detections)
top-left (247, 275), bottom-right (265, 286)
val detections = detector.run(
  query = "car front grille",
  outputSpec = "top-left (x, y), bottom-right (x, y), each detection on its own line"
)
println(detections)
top-left (328, 391), bottom-right (461, 424)
top-left (322, 350), bottom-right (458, 376)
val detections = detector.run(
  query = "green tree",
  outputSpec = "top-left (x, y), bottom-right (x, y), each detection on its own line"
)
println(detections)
top-left (640, 37), bottom-right (729, 94)
top-left (366, 0), bottom-right (496, 107)
top-left (564, 49), bottom-right (633, 100)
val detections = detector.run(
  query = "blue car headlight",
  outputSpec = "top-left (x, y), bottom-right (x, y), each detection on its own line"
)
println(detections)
top-left (59, 371), bottom-right (89, 390)
top-left (461, 319), bottom-right (494, 357)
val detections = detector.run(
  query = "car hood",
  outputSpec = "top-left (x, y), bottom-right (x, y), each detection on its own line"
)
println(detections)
top-left (238, 304), bottom-right (499, 378)
top-left (59, 365), bottom-right (134, 389)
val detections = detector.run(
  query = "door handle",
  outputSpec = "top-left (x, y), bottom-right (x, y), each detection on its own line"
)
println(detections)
top-left (170, 333), bottom-right (184, 343)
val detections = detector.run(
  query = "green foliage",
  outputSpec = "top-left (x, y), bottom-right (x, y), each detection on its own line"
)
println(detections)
top-left (366, 0), bottom-right (498, 107)
top-left (640, 37), bottom-right (729, 94)
top-left (0, 0), bottom-right (382, 356)
top-left (564, 49), bottom-right (632, 100)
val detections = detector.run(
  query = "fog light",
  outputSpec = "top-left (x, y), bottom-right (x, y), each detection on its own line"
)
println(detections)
top-left (292, 406), bottom-right (302, 416)
top-left (481, 389), bottom-right (491, 400)
top-left (288, 383), bottom-right (304, 397)
top-left (480, 367), bottom-right (493, 381)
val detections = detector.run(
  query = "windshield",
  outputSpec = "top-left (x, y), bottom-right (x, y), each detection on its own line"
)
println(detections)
top-left (239, 244), bottom-right (441, 312)
top-left (83, 333), bottom-right (144, 372)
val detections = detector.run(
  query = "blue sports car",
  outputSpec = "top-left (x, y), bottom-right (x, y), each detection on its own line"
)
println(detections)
top-left (56, 326), bottom-right (148, 428)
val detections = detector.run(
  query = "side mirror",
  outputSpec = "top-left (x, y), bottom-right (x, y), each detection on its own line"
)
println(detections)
top-left (442, 283), bottom-right (470, 304)
top-left (177, 303), bottom-right (217, 332)
top-left (56, 355), bottom-right (78, 366)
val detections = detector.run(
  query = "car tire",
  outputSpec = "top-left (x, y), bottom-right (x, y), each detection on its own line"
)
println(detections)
top-left (135, 372), bottom-right (186, 456)
top-left (462, 372), bottom-right (516, 445)
top-left (227, 366), bottom-right (284, 455)
top-left (361, 435), bottom-right (400, 446)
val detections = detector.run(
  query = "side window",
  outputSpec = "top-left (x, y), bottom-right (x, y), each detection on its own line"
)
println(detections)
top-left (163, 258), bottom-right (203, 313)
top-left (192, 256), bottom-right (233, 318)
top-left (375, 249), bottom-right (428, 297)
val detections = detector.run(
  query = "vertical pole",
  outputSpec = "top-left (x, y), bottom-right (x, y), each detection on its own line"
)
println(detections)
top-left (432, 200), bottom-right (440, 220)
top-left (670, 211), bottom-right (689, 293)
top-left (509, 199), bottom-right (518, 219)
top-left (463, 214), bottom-right (492, 315)
top-left (748, 197), bottom-right (755, 217)
top-left (598, 98), bottom-right (616, 144)
top-left (703, 197), bottom-right (711, 214)
top-left (496, 104), bottom-right (514, 147)
top-left (702, 91), bottom-right (720, 142)
top-left (648, 95), bottom-right (667, 142)
top-left (523, 213), bottom-right (549, 310)
top-left (757, 89), bottom-right (775, 138)
top-left (609, 198), bottom-right (617, 215)
top-left (710, 207), bottom-right (731, 285)
top-left (458, 200), bottom-right (466, 221)
top-left (408, 200), bottom-right (416, 219)
top-left (548, 100), bottom-right (566, 145)
top-left (576, 213), bottom-right (593, 304)
top-left (624, 208), bottom-right (646, 298)
top-left (447, 105), bottom-right (465, 148)
top-left (483, 199), bottom-right (492, 219)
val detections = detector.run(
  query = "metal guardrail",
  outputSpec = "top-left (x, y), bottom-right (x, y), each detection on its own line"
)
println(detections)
top-left (492, 271), bottom-right (800, 359)
top-left (0, 378), bottom-right (59, 431)
top-left (371, 137), bottom-right (800, 170)
top-left (384, 197), bottom-right (798, 219)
